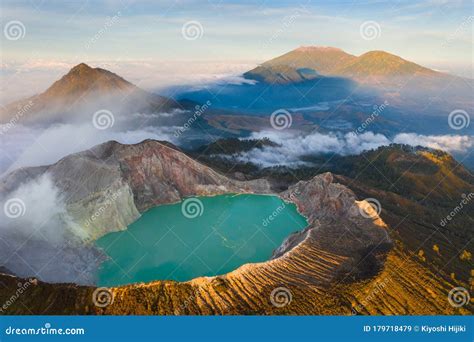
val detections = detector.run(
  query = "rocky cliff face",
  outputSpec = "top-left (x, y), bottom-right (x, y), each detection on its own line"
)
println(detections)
top-left (276, 173), bottom-right (391, 280)
top-left (108, 140), bottom-right (271, 211)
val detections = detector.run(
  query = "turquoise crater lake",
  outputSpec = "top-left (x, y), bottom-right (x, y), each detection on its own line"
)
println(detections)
top-left (95, 194), bottom-right (308, 286)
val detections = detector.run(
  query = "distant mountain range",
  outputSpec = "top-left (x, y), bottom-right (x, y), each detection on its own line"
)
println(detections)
top-left (173, 46), bottom-right (473, 137)
top-left (247, 47), bottom-right (472, 115)
top-left (244, 46), bottom-right (443, 85)
top-left (1, 47), bottom-right (472, 151)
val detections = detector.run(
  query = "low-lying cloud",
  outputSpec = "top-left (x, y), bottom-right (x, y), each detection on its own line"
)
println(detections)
top-left (0, 123), bottom-right (181, 174)
top-left (393, 133), bottom-right (474, 153)
top-left (3, 123), bottom-right (472, 174)
top-left (229, 130), bottom-right (474, 168)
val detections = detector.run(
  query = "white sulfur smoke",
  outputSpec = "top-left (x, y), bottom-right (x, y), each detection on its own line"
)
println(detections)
top-left (0, 173), bottom-right (102, 284)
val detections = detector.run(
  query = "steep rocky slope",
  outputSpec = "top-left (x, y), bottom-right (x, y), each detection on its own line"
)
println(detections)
top-left (2, 245), bottom-right (469, 315)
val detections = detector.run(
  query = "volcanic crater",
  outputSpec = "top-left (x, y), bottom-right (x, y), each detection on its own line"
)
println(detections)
top-left (0, 140), bottom-right (398, 314)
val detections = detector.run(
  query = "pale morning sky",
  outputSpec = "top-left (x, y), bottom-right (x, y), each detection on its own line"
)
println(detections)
top-left (0, 0), bottom-right (472, 103)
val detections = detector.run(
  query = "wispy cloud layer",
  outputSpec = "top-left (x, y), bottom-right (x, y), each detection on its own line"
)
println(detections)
top-left (0, 173), bottom-right (101, 284)
top-left (228, 130), bottom-right (474, 168)
top-left (0, 123), bottom-right (179, 174)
